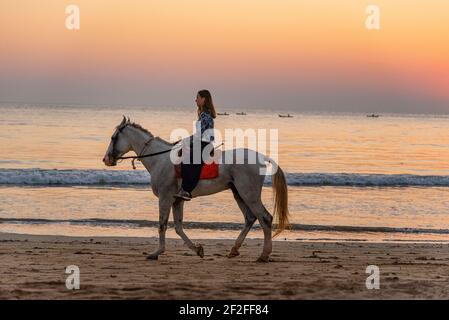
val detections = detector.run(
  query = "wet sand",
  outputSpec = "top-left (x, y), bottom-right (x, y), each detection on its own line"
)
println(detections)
top-left (0, 232), bottom-right (448, 299)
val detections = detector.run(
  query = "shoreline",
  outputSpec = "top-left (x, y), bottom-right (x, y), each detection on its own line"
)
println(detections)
top-left (1, 230), bottom-right (449, 244)
top-left (1, 232), bottom-right (448, 299)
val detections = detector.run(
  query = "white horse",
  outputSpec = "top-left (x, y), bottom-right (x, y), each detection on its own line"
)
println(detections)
top-left (103, 117), bottom-right (289, 262)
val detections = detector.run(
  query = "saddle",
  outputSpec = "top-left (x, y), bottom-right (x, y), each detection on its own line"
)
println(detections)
top-left (174, 162), bottom-right (219, 180)
top-left (175, 143), bottom-right (218, 179)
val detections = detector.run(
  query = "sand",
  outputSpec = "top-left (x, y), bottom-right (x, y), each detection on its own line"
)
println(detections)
top-left (0, 232), bottom-right (448, 299)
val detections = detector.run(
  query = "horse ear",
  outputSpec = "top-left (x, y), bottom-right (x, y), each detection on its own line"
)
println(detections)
top-left (120, 115), bottom-right (126, 126)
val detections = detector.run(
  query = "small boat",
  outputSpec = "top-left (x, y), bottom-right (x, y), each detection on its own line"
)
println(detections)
top-left (217, 112), bottom-right (229, 116)
top-left (278, 113), bottom-right (293, 118)
top-left (236, 112), bottom-right (247, 115)
top-left (366, 114), bottom-right (380, 118)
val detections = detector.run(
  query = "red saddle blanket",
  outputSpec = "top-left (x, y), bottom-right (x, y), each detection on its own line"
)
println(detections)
top-left (175, 162), bottom-right (219, 179)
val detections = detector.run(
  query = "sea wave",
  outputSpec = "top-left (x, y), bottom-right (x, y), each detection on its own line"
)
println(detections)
top-left (0, 218), bottom-right (448, 235)
top-left (1, 169), bottom-right (449, 187)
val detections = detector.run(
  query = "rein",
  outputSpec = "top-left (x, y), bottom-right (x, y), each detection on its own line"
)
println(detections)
top-left (117, 137), bottom-right (223, 170)
top-left (117, 137), bottom-right (180, 169)
top-left (117, 139), bottom-right (182, 161)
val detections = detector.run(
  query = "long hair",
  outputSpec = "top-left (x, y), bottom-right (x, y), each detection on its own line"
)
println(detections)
top-left (197, 89), bottom-right (217, 118)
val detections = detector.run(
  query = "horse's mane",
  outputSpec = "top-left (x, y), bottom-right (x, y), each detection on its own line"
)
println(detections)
top-left (127, 121), bottom-right (176, 146)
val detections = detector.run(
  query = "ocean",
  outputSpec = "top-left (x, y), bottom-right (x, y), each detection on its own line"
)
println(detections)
top-left (1, 104), bottom-right (449, 242)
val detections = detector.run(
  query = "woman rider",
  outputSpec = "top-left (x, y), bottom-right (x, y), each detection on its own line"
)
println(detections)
top-left (173, 89), bottom-right (216, 201)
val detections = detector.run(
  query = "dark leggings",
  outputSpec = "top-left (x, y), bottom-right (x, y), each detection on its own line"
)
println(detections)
top-left (181, 139), bottom-right (212, 193)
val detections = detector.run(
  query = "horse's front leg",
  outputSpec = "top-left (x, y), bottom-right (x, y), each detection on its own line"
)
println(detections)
top-left (172, 199), bottom-right (204, 258)
top-left (147, 197), bottom-right (172, 260)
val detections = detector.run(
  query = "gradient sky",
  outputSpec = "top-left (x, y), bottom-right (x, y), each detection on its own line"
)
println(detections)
top-left (0, 0), bottom-right (448, 113)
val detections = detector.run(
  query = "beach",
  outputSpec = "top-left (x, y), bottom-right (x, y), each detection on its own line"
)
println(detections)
top-left (1, 232), bottom-right (448, 299)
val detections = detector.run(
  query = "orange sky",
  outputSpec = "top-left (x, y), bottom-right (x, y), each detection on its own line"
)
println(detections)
top-left (0, 0), bottom-right (448, 112)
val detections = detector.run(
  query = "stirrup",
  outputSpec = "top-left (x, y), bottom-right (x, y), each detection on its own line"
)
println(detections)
top-left (173, 189), bottom-right (192, 201)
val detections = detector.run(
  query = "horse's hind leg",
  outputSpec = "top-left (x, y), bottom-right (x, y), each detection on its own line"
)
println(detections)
top-left (172, 199), bottom-right (204, 258)
top-left (228, 185), bottom-right (256, 258)
top-left (234, 188), bottom-right (273, 262)
top-left (247, 201), bottom-right (273, 262)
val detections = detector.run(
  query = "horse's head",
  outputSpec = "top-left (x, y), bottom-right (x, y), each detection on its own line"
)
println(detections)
top-left (102, 116), bottom-right (132, 166)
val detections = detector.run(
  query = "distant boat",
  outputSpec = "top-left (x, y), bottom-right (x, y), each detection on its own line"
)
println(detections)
top-left (278, 113), bottom-right (293, 118)
top-left (366, 114), bottom-right (380, 118)
top-left (217, 112), bottom-right (229, 116)
top-left (236, 112), bottom-right (247, 115)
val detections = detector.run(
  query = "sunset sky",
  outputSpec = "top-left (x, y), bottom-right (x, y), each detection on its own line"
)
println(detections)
top-left (0, 0), bottom-right (448, 113)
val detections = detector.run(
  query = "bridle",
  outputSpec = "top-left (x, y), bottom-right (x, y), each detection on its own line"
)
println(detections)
top-left (108, 124), bottom-right (126, 160)
top-left (109, 123), bottom-right (180, 167)
top-left (109, 123), bottom-right (223, 169)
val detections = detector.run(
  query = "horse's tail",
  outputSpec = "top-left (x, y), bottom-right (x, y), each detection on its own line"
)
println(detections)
top-left (265, 156), bottom-right (290, 238)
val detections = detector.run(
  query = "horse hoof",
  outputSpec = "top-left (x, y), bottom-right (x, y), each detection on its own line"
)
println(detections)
top-left (227, 248), bottom-right (240, 258)
top-left (147, 254), bottom-right (159, 260)
top-left (196, 245), bottom-right (204, 258)
top-left (256, 256), bottom-right (269, 263)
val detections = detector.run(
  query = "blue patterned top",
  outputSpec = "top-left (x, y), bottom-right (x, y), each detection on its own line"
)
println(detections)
top-left (196, 111), bottom-right (215, 142)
